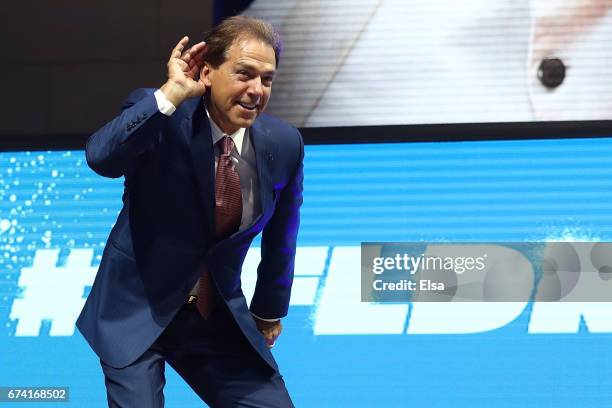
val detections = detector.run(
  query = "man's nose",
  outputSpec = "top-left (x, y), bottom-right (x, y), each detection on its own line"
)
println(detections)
top-left (247, 77), bottom-right (263, 98)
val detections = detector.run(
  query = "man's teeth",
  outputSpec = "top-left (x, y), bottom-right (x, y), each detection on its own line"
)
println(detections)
top-left (239, 102), bottom-right (256, 110)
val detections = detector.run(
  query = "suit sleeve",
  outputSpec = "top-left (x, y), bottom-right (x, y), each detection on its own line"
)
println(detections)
top-left (249, 128), bottom-right (304, 320)
top-left (85, 88), bottom-right (166, 178)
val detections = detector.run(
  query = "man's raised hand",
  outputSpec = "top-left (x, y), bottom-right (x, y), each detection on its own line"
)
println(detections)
top-left (160, 36), bottom-right (208, 107)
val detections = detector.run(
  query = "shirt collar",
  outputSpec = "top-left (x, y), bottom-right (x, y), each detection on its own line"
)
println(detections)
top-left (205, 107), bottom-right (245, 156)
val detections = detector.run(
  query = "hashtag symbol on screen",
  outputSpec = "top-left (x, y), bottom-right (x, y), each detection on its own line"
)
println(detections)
top-left (9, 249), bottom-right (97, 336)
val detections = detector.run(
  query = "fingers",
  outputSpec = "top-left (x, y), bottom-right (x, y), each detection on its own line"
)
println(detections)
top-left (181, 42), bottom-right (207, 64)
top-left (171, 36), bottom-right (190, 59)
top-left (266, 334), bottom-right (277, 348)
top-left (177, 41), bottom-right (207, 80)
top-left (188, 52), bottom-right (205, 69)
top-left (254, 318), bottom-right (282, 348)
top-left (263, 324), bottom-right (282, 347)
top-left (184, 45), bottom-right (208, 78)
top-left (188, 64), bottom-right (201, 78)
top-left (167, 37), bottom-right (207, 81)
top-left (187, 41), bottom-right (207, 58)
top-left (170, 37), bottom-right (206, 64)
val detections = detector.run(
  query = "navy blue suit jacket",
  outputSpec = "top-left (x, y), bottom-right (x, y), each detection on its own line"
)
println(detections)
top-left (76, 88), bottom-right (303, 371)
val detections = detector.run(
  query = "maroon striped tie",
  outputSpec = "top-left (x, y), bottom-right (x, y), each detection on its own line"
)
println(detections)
top-left (196, 136), bottom-right (243, 318)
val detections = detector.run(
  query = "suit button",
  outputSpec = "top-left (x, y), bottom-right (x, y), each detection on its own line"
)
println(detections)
top-left (538, 58), bottom-right (566, 89)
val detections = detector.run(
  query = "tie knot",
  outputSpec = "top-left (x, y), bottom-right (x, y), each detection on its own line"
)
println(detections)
top-left (218, 136), bottom-right (235, 156)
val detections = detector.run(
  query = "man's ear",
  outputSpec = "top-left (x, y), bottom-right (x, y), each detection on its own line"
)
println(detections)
top-left (201, 64), bottom-right (213, 87)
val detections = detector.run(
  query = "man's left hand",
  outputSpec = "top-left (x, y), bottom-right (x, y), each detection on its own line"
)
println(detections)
top-left (253, 317), bottom-right (282, 348)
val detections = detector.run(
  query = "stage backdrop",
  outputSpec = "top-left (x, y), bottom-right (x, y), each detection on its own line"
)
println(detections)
top-left (2, 137), bottom-right (612, 407)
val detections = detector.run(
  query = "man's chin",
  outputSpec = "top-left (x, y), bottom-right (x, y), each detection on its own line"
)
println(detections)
top-left (232, 115), bottom-right (257, 129)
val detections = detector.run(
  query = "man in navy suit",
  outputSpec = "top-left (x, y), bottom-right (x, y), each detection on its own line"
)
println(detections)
top-left (76, 16), bottom-right (302, 407)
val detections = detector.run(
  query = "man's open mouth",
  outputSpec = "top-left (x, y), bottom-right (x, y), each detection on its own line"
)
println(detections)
top-left (238, 102), bottom-right (257, 111)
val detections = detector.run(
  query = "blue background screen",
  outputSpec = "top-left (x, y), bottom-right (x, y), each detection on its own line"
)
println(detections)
top-left (1, 137), bottom-right (612, 407)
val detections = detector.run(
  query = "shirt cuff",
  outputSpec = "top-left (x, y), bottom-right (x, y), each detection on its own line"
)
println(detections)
top-left (251, 312), bottom-right (280, 322)
top-left (154, 89), bottom-right (176, 116)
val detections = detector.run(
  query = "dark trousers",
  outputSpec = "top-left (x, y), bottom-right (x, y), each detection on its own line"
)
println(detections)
top-left (100, 302), bottom-right (294, 407)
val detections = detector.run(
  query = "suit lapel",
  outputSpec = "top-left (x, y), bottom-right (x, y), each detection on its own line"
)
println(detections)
top-left (250, 119), bottom-right (276, 221)
top-left (186, 99), bottom-right (216, 238)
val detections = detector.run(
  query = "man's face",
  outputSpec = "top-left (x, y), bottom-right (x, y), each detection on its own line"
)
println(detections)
top-left (204, 37), bottom-right (276, 134)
